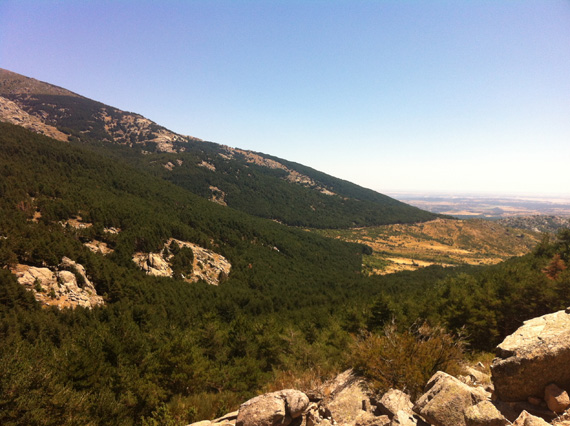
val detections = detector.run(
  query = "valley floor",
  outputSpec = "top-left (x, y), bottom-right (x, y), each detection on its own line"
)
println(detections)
top-left (316, 218), bottom-right (541, 275)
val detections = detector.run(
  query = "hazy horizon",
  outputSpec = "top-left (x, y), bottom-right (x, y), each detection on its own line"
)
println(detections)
top-left (385, 191), bottom-right (570, 200)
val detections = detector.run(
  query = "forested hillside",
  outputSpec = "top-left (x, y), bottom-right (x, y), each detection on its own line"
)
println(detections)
top-left (0, 122), bottom-right (367, 423)
top-left (0, 68), bottom-right (439, 228)
top-left (1, 123), bottom-right (569, 425)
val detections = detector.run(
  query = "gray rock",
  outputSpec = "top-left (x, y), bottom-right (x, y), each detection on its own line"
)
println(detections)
top-left (213, 410), bottom-right (239, 423)
top-left (354, 411), bottom-right (390, 426)
top-left (462, 366), bottom-right (491, 387)
top-left (464, 400), bottom-right (507, 426)
top-left (278, 389), bottom-right (310, 419)
top-left (319, 369), bottom-right (374, 425)
top-left (491, 310), bottom-right (570, 402)
top-left (544, 383), bottom-right (570, 413)
top-left (511, 410), bottom-right (550, 426)
top-left (235, 389), bottom-right (309, 426)
top-left (236, 393), bottom-right (286, 426)
top-left (390, 410), bottom-right (416, 426)
top-left (413, 371), bottom-right (487, 426)
top-left (377, 389), bottom-right (414, 418)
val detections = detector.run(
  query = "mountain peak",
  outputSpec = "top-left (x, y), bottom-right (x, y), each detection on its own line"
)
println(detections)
top-left (0, 68), bottom-right (195, 152)
top-left (0, 68), bottom-right (81, 98)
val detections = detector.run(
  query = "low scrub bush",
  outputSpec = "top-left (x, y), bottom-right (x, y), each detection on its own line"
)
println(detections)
top-left (348, 322), bottom-right (465, 399)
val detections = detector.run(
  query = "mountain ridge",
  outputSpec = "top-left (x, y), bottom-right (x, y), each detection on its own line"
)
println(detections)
top-left (0, 67), bottom-right (440, 228)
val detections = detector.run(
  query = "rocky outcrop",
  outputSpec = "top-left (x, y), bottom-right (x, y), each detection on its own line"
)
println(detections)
top-left (0, 96), bottom-right (69, 141)
top-left (199, 160), bottom-right (216, 171)
top-left (84, 240), bottom-right (114, 255)
top-left (220, 146), bottom-right (336, 197)
top-left (209, 186), bottom-right (228, 206)
top-left (464, 401), bottom-right (507, 426)
top-left (378, 389), bottom-right (414, 419)
top-left (0, 68), bottom-right (200, 152)
top-left (235, 393), bottom-right (286, 426)
top-left (480, 309), bottom-right (570, 425)
top-left (59, 216), bottom-right (92, 229)
top-left (133, 252), bottom-right (173, 277)
top-left (491, 308), bottom-right (570, 402)
top-left (189, 371), bottom-right (418, 426)
top-left (133, 238), bottom-right (231, 286)
top-left (318, 369), bottom-right (376, 425)
top-left (11, 257), bottom-right (104, 309)
top-left (408, 309), bottom-right (570, 425)
top-left (189, 411), bottom-right (238, 426)
top-left (459, 365), bottom-right (493, 392)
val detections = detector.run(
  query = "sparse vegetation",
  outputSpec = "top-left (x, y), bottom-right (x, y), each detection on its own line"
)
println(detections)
top-left (33, 278), bottom-right (43, 293)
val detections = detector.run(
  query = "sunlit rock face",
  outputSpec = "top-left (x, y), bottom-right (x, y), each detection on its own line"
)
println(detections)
top-left (491, 309), bottom-right (570, 402)
top-left (133, 238), bottom-right (231, 286)
top-left (11, 257), bottom-right (104, 309)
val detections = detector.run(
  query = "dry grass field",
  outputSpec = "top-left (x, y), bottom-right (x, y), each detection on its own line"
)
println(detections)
top-left (316, 218), bottom-right (542, 275)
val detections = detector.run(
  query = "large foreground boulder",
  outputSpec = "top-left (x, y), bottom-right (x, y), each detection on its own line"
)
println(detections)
top-left (491, 308), bottom-right (570, 402)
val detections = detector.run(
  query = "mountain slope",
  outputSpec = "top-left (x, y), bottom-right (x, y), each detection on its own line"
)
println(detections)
top-left (0, 122), bottom-right (456, 424)
top-left (0, 68), bottom-right (439, 228)
top-left (0, 122), bottom-right (365, 300)
top-left (1, 126), bottom-right (566, 425)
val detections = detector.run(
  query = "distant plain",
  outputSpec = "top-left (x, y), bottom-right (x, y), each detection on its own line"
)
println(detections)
top-left (387, 193), bottom-right (570, 218)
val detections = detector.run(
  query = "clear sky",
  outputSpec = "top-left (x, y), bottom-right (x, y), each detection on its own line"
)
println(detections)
top-left (1, 0), bottom-right (569, 196)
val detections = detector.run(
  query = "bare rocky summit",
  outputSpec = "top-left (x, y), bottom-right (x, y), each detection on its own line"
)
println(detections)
top-left (0, 68), bottom-right (198, 152)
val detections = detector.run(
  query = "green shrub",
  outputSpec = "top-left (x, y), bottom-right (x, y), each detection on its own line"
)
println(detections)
top-left (141, 403), bottom-right (181, 426)
top-left (348, 322), bottom-right (465, 399)
top-left (33, 278), bottom-right (44, 293)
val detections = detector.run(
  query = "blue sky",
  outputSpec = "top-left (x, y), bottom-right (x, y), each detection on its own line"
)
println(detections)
top-left (1, 1), bottom-right (569, 196)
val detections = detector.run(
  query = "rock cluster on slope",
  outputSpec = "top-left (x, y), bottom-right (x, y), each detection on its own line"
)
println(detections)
top-left (132, 238), bottom-right (231, 286)
top-left (220, 146), bottom-right (336, 196)
top-left (10, 256), bottom-right (104, 309)
top-left (0, 96), bottom-right (69, 141)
